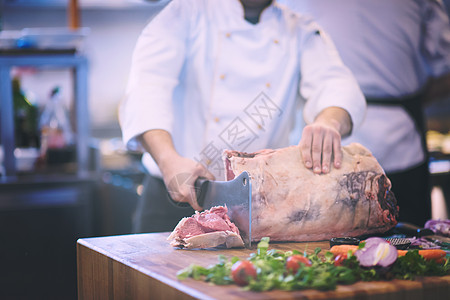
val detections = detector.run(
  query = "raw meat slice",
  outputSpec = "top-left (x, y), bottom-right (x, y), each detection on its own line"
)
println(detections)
top-left (224, 143), bottom-right (399, 242)
top-left (168, 206), bottom-right (244, 249)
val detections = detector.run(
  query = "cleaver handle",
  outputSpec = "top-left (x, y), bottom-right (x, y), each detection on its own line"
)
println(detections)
top-left (395, 222), bottom-right (434, 237)
top-left (166, 177), bottom-right (209, 209)
top-left (194, 177), bottom-right (210, 208)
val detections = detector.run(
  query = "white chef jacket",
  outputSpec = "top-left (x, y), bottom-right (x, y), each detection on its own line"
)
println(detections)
top-left (119, 0), bottom-right (366, 179)
top-left (280, 0), bottom-right (450, 173)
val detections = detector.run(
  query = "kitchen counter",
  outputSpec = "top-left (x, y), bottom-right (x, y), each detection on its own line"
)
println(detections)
top-left (77, 232), bottom-right (450, 300)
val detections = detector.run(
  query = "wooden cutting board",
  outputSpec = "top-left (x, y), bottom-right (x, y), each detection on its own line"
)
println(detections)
top-left (77, 232), bottom-right (450, 299)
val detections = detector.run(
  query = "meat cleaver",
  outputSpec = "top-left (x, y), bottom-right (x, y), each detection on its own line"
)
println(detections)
top-left (195, 171), bottom-right (252, 248)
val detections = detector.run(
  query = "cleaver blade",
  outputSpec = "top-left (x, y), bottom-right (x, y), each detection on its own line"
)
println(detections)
top-left (195, 171), bottom-right (252, 248)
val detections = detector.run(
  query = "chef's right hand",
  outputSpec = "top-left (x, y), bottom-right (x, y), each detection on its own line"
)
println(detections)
top-left (159, 154), bottom-right (215, 211)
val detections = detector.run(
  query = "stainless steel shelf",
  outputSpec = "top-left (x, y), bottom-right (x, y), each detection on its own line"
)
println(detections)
top-left (0, 50), bottom-right (90, 178)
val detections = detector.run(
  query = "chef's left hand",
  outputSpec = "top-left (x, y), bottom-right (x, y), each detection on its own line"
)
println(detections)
top-left (299, 107), bottom-right (352, 174)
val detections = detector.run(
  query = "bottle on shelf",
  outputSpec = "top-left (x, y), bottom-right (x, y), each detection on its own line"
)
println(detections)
top-left (12, 76), bottom-right (40, 149)
top-left (38, 86), bottom-right (76, 171)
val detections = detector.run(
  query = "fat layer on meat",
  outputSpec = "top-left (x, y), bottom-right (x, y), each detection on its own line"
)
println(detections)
top-left (224, 143), bottom-right (399, 242)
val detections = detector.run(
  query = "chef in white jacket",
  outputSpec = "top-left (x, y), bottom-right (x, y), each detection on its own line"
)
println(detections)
top-left (280, 0), bottom-right (450, 226)
top-left (120, 0), bottom-right (366, 232)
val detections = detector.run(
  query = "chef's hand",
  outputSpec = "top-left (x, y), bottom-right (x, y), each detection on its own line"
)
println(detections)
top-left (138, 129), bottom-right (215, 211)
top-left (160, 155), bottom-right (215, 211)
top-left (299, 107), bottom-right (352, 174)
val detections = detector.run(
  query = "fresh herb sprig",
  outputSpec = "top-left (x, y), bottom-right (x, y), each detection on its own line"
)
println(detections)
top-left (390, 250), bottom-right (450, 280)
top-left (177, 238), bottom-right (450, 291)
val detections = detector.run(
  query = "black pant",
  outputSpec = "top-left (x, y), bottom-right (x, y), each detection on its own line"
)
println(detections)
top-left (366, 92), bottom-right (431, 226)
top-left (133, 173), bottom-right (195, 233)
top-left (387, 161), bottom-right (432, 227)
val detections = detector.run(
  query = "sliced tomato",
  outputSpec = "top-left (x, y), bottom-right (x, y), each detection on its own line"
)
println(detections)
top-left (286, 255), bottom-right (312, 273)
top-left (231, 260), bottom-right (257, 286)
top-left (333, 254), bottom-right (347, 266)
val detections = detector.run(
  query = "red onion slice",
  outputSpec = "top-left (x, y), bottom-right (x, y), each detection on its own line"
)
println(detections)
top-left (363, 237), bottom-right (387, 248)
top-left (355, 238), bottom-right (398, 268)
top-left (424, 219), bottom-right (450, 237)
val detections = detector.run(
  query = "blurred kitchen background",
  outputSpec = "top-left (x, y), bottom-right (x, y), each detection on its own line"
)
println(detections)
top-left (1, 0), bottom-right (168, 299)
top-left (0, 0), bottom-right (450, 299)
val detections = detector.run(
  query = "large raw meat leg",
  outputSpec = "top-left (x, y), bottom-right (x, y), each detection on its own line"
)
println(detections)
top-left (224, 143), bottom-right (399, 242)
